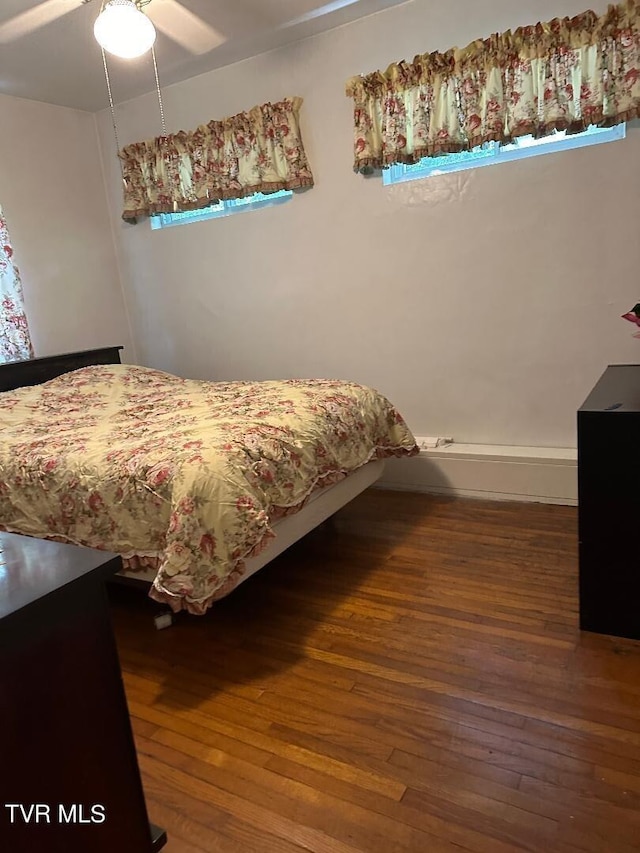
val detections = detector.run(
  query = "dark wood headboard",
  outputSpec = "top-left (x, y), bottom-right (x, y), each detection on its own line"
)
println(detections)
top-left (0, 347), bottom-right (123, 393)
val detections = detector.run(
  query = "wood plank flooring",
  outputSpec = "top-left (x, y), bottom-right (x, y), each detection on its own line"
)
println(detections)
top-left (109, 490), bottom-right (640, 853)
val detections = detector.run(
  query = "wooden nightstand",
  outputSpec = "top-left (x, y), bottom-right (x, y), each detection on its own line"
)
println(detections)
top-left (578, 365), bottom-right (640, 640)
top-left (0, 533), bottom-right (167, 852)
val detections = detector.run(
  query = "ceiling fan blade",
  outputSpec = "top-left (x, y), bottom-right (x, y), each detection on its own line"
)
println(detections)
top-left (148, 0), bottom-right (225, 56)
top-left (280, 0), bottom-right (364, 28)
top-left (0, 0), bottom-right (84, 44)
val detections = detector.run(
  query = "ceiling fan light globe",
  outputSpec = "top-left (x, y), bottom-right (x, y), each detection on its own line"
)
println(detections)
top-left (94, 1), bottom-right (157, 59)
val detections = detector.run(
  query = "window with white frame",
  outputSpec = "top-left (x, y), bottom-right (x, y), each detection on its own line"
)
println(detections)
top-left (383, 124), bottom-right (625, 186)
top-left (150, 190), bottom-right (292, 230)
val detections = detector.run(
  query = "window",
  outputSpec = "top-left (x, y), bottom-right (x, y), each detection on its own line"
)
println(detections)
top-left (383, 124), bottom-right (625, 186)
top-left (150, 190), bottom-right (292, 230)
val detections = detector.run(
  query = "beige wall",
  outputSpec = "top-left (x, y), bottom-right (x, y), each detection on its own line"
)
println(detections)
top-left (96, 0), bottom-right (640, 447)
top-left (0, 93), bottom-right (133, 360)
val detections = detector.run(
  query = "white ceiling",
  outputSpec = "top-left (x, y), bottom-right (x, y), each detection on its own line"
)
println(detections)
top-left (0, 0), bottom-right (408, 112)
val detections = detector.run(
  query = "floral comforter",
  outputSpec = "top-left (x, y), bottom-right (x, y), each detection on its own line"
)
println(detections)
top-left (0, 364), bottom-right (417, 613)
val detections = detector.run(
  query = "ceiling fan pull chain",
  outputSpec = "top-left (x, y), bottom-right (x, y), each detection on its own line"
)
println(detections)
top-left (101, 46), bottom-right (126, 186)
top-left (151, 45), bottom-right (168, 138)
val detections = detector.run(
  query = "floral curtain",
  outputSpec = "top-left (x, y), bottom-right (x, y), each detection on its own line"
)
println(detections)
top-left (119, 96), bottom-right (314, 221)
top-left (0, 206), bottom-right (33, 364)
top-left (345, 0), bottom-right (640, 171)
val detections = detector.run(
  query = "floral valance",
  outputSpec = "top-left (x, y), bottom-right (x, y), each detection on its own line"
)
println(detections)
top-left (0, 206), bottom-right (33, 363)
top-left (119, 97), bottom-right (314, 222)
top-left (345, 0), bottom-right (640, 171)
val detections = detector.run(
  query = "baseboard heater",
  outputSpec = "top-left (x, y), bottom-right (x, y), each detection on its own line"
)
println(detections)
top-left (378, 439), bottom-right (577, 505)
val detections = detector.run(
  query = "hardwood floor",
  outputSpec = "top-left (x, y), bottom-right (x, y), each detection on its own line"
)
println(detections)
top-left (109, 490), bottom-right (640, 853)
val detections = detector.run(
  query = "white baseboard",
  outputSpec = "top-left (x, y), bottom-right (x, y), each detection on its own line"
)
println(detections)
top-left (378, 444), bottom-right (578, 505)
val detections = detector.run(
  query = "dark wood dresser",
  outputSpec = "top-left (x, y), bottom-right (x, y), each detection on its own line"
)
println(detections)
top-left (0, 533), bottom-right (166, 852)
top-left (577, 364), bottom-right (640, 640)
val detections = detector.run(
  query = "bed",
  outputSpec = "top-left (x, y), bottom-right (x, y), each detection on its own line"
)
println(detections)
top-left (0, 347), bottom-right (418, 614)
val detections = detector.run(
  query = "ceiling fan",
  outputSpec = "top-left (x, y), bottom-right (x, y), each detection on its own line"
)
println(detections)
top-left (0, 0), bottom-right (224, 56)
